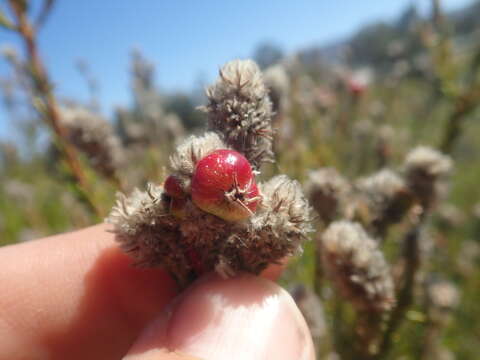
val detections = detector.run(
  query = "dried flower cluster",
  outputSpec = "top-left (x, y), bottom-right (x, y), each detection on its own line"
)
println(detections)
top-left (107, 60), bottom-right (311, 286)
top-left (302, 145), bottom-right (456, 357)
top-left (59, 105), bottom-right (124, 178)
top-left (355, 169), bottom-right (413, 235)
top-left (115, 51), bottom-right (185, 147)
top-left (426, 279), bottom-right (460, 325)
top-left (404, 146), bottom-right (453, 178)
top-left (427, 280), bottom-right (460, 311)
top-left (263, 63), bottom-right (290, 116)
top-left (320, 221), bottom-right (394, 312)
top-left (202, 59), bottom-right (274, 169)
top-left (437, 204), bottom-right (465, 228)
top-left (356, 169), bottom-right (405, 205)
top-left (305, 168), bottom-right (350, 224)
top-left (116, 107), bottom-right (185, 146)
top-left (404, 146), bottom-right (453, 208)
top-left (2, 4), bottom-right (475, 358)
top-left (307, 146), bottom-right (452, 239)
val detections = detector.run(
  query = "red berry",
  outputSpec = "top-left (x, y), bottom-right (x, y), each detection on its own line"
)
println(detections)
top-left (164, 175), bottom-right (186, 199)
top-left (348, 80), bottom-right (367, 95)
top-left (191, 149), bottom-right (260, 222)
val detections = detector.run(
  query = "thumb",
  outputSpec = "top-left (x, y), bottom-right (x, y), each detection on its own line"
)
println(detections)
top-left (123, 274), bottom-right (315, 360)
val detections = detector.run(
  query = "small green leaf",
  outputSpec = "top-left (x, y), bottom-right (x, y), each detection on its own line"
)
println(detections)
top-left (406, 310), bottom-right (426, 323)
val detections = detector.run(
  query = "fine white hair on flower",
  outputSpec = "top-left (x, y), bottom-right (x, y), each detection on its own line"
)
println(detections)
top-left (258, 175), bottom-right (312, 239)
top-left (107, 183), bottom-right (193, 280)
top-left (169, 132), bottom-right (226, 184)
top-left (321, 220), bottom-right (394, 312)
top-left (215, 174), bottom-right (312, 273)
top-left (106, 183), bottom-right (165, 237)
top-left (209, 59), bottom-right (267, 100)
top-left (404, 146), bottom-right (453, 178)
top-left (203, 59), bottom-right (274, 169)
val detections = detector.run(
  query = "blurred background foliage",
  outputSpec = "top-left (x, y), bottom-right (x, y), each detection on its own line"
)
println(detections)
top-left (1, 0), bottom-right (480, 359)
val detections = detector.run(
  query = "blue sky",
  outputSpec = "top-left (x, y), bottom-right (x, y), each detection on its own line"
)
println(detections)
top-left (0, 0), bottom-right (475, 139)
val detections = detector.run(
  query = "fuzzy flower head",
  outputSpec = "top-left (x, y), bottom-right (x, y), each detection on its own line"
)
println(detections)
top-left (404, 146), bottom-right (452, 208)
top-left (346, 67), bottom-right (373, 95)
top-left (305, 168), bottom-right (351, 224)
top-left (404, 146), bottom-right (453, 179)
top-left (426, 279), bottom-right (460, 324)
top-left (59, 105), bottom-right (124, 178)
top-left (107, 60), bottom-right (311, 287)
top-left (203, 59), bottom-right (274, 169)
top-left (427, 280), bottom-right (460, 311)
top-left (263, 63), bottom-right (290, 116)
top-left (107, 159), bottom-right (311, 286)
top-left (437, 204), bottom-right (465, 229)
top-left (357, 169), bottom-right (405, 199)
top-left (355, 169), bottom-right (413, 234)
top-left (321, 221), bottom-right (394, 312)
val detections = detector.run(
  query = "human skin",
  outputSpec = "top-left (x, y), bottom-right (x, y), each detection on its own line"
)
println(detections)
top-left (0, 224), bottom-right (315, 360)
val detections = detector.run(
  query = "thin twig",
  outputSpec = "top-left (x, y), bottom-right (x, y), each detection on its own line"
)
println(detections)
top-left (35, 0), bottom-right (55, 30)
top-left (439, 85), bottom-right (480, 154)
top-left (355, 311), bottom-right (384, 359)
top-left (375, 208), bottom-right (426, 359)
top-left (8, 0), bottom-right (101, 216)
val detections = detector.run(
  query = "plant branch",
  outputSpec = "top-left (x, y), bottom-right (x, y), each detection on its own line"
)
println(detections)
top-left (7, 0), bottom-right (101, 217)
top-left (375, 207), bottom-right (426, 359)
top-left (439, 84), bottom-right (480, 154)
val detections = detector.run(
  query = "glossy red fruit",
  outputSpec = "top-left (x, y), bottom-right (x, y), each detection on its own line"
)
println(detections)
top-left (191, 149), bottom-right (260, 222)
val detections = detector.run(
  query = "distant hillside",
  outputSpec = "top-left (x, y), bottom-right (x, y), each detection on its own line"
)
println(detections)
top-left (293, 1), bottom-right (480, 72)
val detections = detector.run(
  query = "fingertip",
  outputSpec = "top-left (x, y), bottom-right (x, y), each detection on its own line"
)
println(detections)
top-left (0, 224), bottom-right (179, 360)
top-left (125, 349), bottom-right (204, 360)
top-left (125, 274), bottom-right (315, 360)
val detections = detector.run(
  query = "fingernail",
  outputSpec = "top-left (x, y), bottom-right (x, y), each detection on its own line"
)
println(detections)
top-left (124, 274), bottom-right (315, 360)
